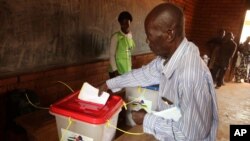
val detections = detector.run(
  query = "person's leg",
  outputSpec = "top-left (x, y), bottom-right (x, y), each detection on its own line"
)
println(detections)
top-left (247, 63), bottom-right (250, 82)
top-left (216, 67), bottom-right (227, 88)
top-left (211, 65), bottom-right (219, 83)
top-left (235, 67), bottom-right (241, 83)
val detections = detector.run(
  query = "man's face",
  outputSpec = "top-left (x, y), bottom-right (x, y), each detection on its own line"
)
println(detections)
top-left (225, 32), bottom-right (234, 41)
top-left (145, 23), bottom-right (172, 59)
top-left (120, 19), bottom-right (131, 34)
top-left (218, 30), bottom-right (225, 38)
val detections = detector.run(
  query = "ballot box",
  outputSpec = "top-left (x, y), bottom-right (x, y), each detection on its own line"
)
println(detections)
top-left (125, 85), bottom-right (159, 126)
top-left (49, 91), bottom-right (123, 141)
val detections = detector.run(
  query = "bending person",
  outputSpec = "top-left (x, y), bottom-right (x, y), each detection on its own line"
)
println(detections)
top-left (100, 3), bottom-right (218, 141)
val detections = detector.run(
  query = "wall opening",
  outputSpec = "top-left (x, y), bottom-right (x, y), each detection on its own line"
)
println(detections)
top-left (240, 10), bottom-right (250, 43)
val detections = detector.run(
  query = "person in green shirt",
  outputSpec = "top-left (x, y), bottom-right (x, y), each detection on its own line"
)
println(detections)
top-left (109, 11), bottom-right (135, 78)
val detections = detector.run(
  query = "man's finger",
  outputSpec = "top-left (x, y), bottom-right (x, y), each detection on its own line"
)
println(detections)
top-left (98, 90), bottom-right (103, 97)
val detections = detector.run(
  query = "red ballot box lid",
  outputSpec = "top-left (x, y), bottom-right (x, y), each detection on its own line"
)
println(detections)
top-left (49, 90), bottom-right (123, 124)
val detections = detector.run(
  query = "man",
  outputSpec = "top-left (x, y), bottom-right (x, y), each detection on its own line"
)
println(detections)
top-left (212, 32), bottom-right (237, 88)
top-left (100, 3), bottom-right (218, 141)
top-left (109, 11), bottom-right (135, 78)
top-left (206, 29), bottom-right (225, 75)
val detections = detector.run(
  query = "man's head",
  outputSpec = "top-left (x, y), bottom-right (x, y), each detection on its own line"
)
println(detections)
top-left (224, 32), bottom-right (234, 41)
top-left (217, 28), bottom-right (225, 38)
top-left (144, 3), bottom-right (185, 59)
top-left (118, 11), bottom-right (133, 34)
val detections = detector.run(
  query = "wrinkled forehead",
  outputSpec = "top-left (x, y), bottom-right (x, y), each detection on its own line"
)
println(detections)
top-left (145, 12), bottom-right (174, 31)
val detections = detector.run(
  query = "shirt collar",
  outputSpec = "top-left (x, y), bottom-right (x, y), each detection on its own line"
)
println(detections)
top-left (119, 30), bottom-right (132, 37)
top-left (162, 37), bottom-right (189, 78)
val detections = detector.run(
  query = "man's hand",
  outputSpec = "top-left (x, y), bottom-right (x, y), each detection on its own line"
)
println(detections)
top-left (98, 82), bottom-right (109, 97)
top-left (131, 109), bottom-right (147, 125)
top-left (109, 70), bottom-right (119, 78)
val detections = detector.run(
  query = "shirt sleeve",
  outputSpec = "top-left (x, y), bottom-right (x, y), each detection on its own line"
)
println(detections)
top-left (143, 72), bottom-right (217, 140)
top-left (109, 34), bottom-right (118, 72)
top-left (143, 114), bottom-right (184, 140)
top-left (106, 57), bottom-right (162, 92)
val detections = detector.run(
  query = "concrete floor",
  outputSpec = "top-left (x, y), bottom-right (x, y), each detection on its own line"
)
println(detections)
top-left (216, 82), bottom-right (250, 141)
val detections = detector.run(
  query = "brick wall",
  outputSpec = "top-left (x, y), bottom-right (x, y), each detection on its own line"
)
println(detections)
top-left (1, 1), bottom-right (249, 98)
top-left (1, 0), bottom-right (249, 137)
top-left (0, 53), bottom-right (155, 105)
top-left (0, 53), bottom-right (155, 137)
top-left (190, 0), bottom-right (248, 81)
top-left (191, 0), bottom-right (248, 56)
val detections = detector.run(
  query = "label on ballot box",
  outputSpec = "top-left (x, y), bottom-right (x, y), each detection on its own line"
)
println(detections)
top-left (62, 129), bottom-right (93, 141)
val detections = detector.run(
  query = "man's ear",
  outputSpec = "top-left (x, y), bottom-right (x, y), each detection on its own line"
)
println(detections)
top-left (163, 29), bottom-right (175, 42)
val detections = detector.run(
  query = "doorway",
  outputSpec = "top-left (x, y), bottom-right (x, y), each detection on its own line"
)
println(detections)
top-left (240, 10), bottom-right (250, 43)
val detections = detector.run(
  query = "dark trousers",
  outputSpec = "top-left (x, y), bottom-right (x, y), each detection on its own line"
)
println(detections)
top-left (212, 65), bottom-right (227, 87)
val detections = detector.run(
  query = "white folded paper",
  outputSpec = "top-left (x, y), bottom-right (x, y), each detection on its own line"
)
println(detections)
top-left (152, 107), bottom-right (182, 121)
top-left (78, 82), bottom-right (110, 105)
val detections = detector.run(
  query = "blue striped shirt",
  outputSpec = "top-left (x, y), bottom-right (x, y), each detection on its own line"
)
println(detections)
top-left (107, 38), bottom-right (218, 141)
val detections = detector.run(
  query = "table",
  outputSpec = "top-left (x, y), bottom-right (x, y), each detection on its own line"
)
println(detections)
top-left (114, 125), bottom-right (157, 141)
top-left (15, 109), bottom-right (58, 141)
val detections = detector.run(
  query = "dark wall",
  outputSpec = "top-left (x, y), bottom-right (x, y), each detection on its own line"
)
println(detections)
top-left (1, 0), bottom-right (246, 79)
top-left (191, 0), bottom-right (248, 56)
top-left (0, 0), bottom-right (164, 77)
top-left (190, 0), bottom-right (248, 81)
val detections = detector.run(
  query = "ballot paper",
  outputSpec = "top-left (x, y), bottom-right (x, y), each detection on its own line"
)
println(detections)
top-left (152, 107), bottom-right (182, 122)
top-left (78, 82), bottom-right (110, 105)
